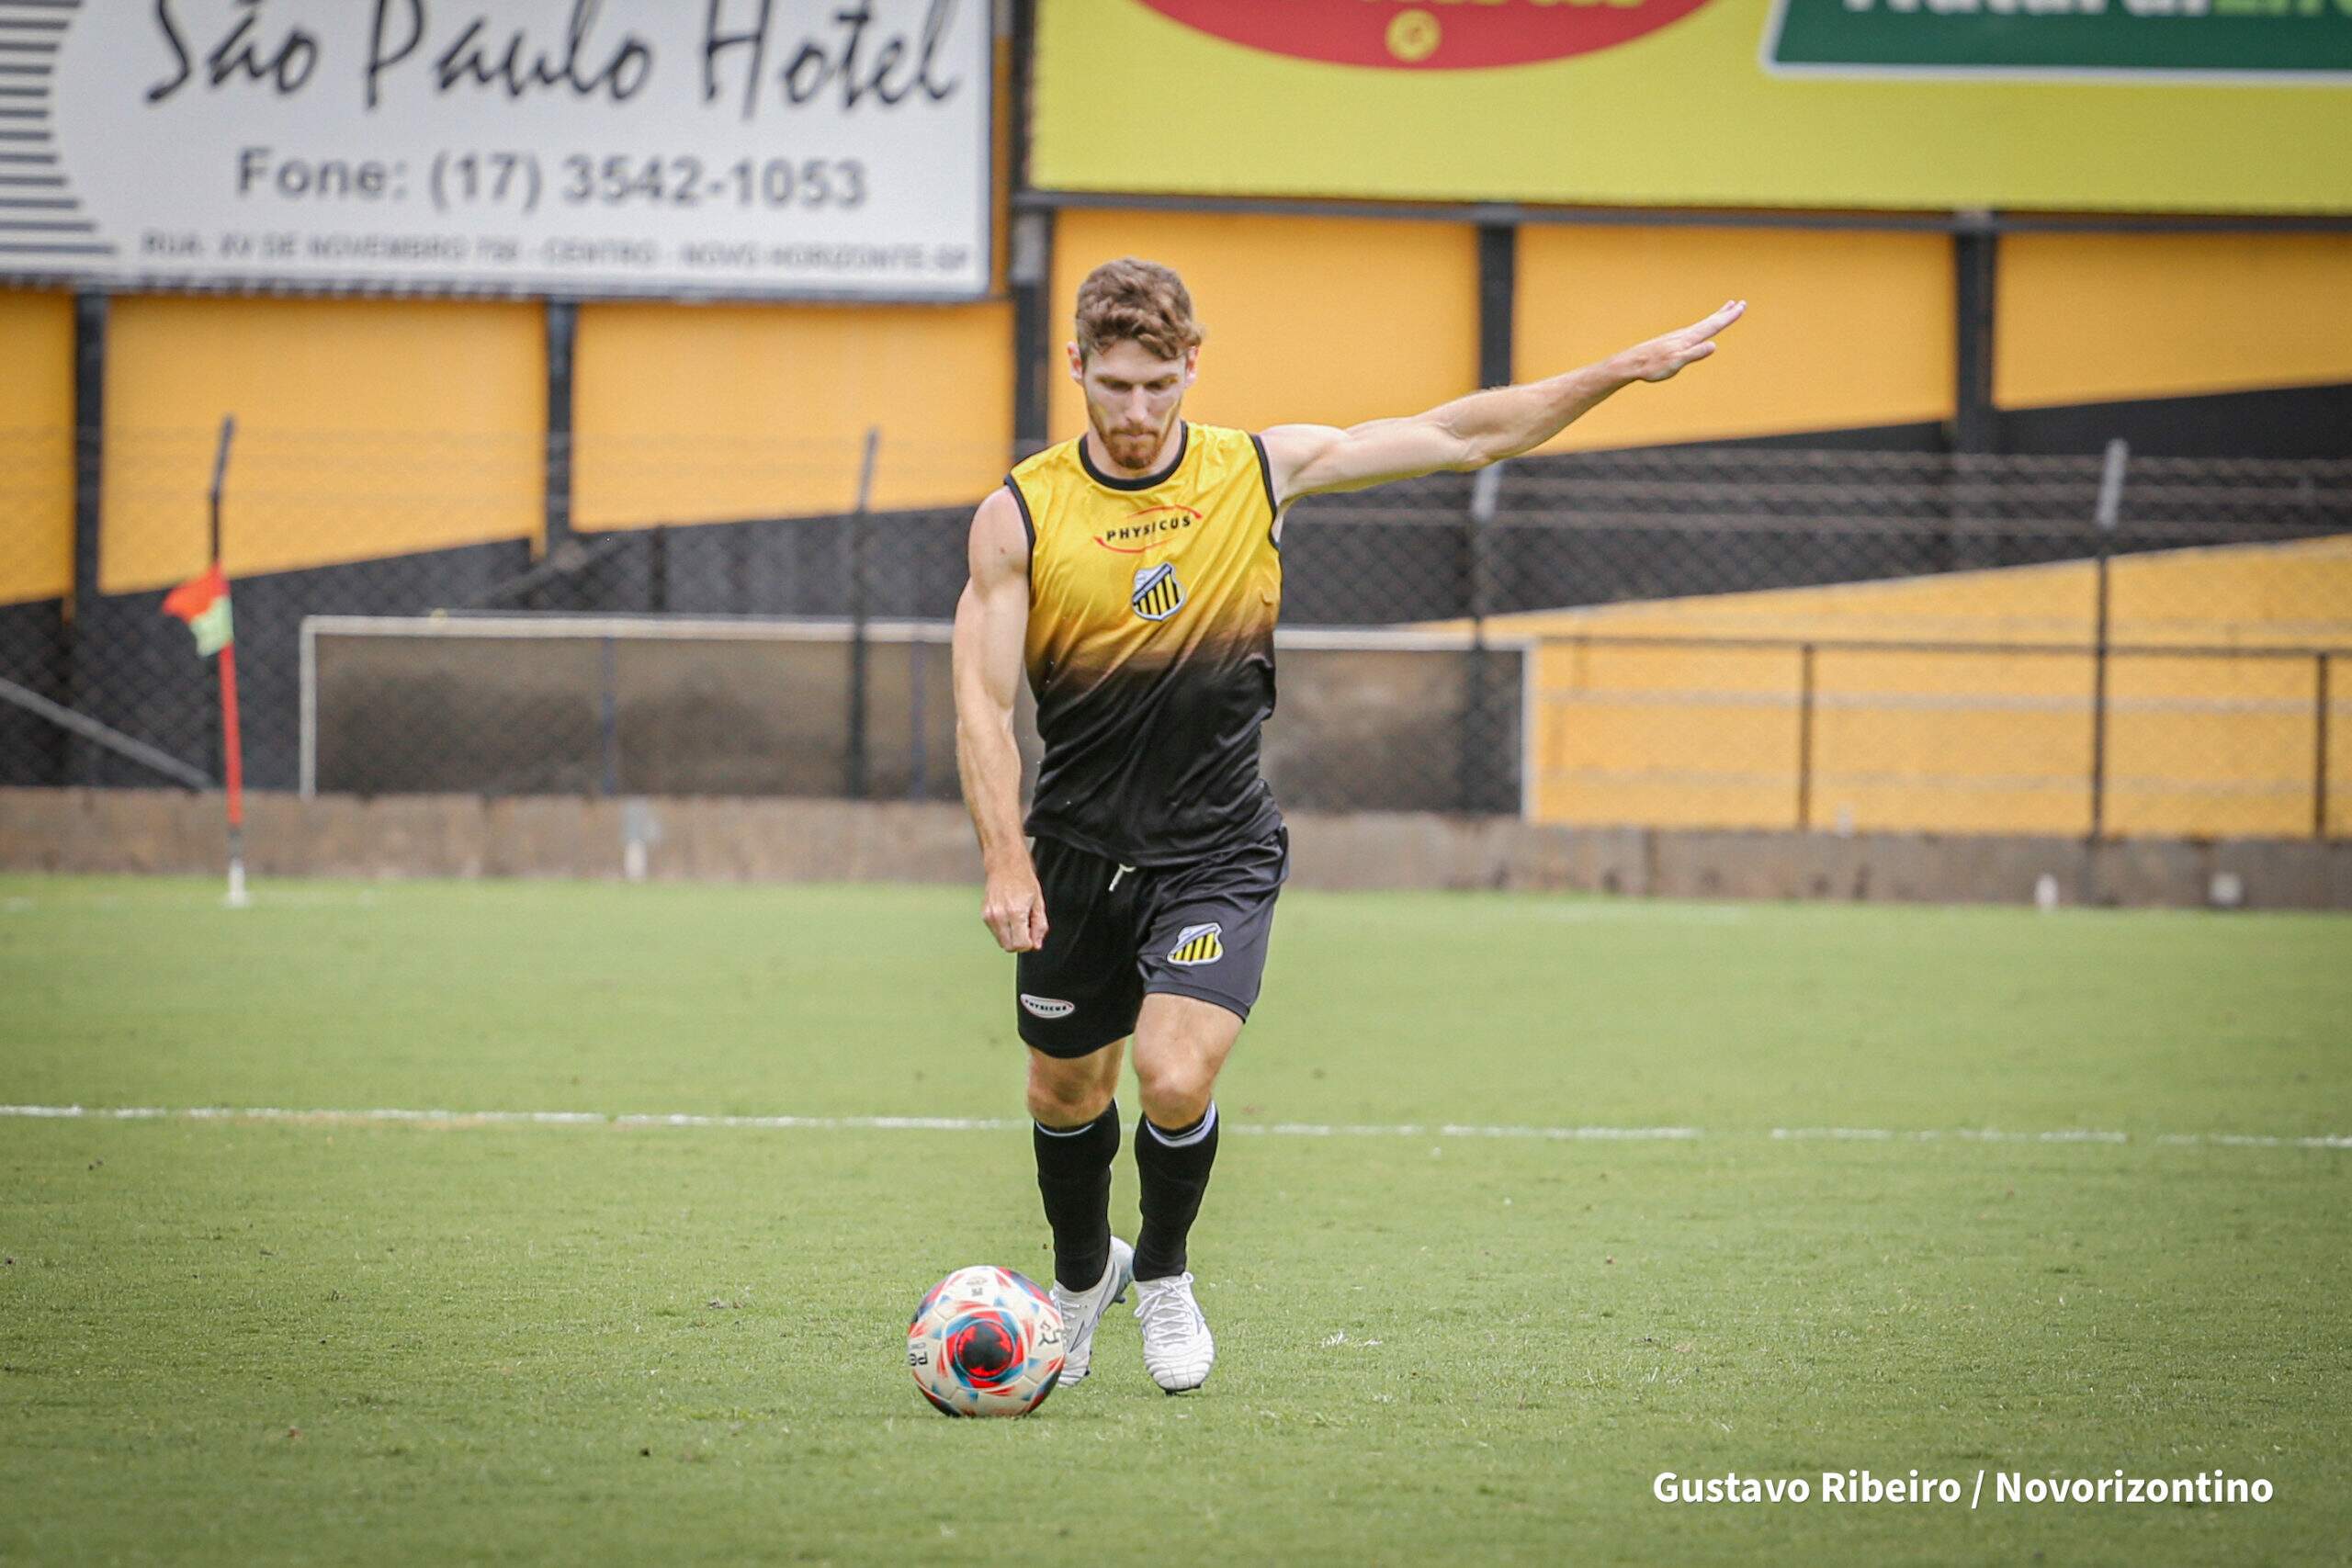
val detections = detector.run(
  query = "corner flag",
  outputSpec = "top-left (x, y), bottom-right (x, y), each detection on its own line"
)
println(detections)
top-left (165, 413), bottom-right (249, 908)
top-left (163, 565), bottom-right (234, 657)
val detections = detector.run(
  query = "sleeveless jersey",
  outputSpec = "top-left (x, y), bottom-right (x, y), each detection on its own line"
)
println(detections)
top-left (1007, 422), bottom-right (1283, 866)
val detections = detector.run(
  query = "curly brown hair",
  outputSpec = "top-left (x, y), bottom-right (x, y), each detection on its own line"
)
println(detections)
top-left (1074, 258), bottom-right (1205, 363)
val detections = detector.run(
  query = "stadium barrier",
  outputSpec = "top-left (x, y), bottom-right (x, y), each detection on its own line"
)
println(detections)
top-left (2, 431), bottom-right (2345, 843)
top-left (296, 616), bottom-right (1531, 818)
top-left (4, 787), bottom-right (2346, 909)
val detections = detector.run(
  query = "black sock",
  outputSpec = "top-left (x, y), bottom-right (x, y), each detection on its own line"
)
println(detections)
top-left (1034, 1101), bottom-right (1120, 1291)
top-left (1134, 1102), bottom-right (1219, 1281)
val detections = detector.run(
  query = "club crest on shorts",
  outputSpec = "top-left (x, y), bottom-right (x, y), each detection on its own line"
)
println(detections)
top-left (1130, 562), bottom-right (1185, 622)
top-left (1167, 922), bottom-right (1224, 966)
top-left (1020, 994), bottom-right (1076, 1020)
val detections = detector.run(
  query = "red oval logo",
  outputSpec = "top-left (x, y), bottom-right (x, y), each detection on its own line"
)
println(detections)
top-left (1137, 0), bottom-right (1719, 71)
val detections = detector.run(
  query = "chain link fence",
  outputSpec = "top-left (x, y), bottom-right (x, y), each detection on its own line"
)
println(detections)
top-left (3, 424), bottom-right (2346, 839)
top-left (1480, 449), bottom-right (2350, 839)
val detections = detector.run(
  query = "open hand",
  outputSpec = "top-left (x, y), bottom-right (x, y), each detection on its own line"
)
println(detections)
top-left (1620, 299), bottom-right (1747, 384)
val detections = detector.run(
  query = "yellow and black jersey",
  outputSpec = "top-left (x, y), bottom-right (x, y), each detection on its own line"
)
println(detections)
top-left (1007, 422), bottom-right (1283, 866)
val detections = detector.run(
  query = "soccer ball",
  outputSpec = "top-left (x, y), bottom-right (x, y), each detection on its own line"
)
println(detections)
top-left (907, 1265), bottom-right (1066, 1417)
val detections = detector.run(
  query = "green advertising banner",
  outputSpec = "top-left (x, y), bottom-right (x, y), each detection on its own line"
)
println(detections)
top-left (1770, 0), bottom-right (2352, 77)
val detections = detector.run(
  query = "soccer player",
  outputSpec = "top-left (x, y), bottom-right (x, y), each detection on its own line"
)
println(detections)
top-left (953, 259), bottom-right (1743, 1393)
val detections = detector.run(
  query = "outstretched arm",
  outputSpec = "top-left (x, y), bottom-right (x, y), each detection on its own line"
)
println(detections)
top-left (952, 487), bottom-right (1047, 953)
top-left (1261, 299), bottom-right (1747, 506)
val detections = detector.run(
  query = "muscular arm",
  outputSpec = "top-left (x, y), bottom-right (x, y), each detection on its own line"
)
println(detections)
top-left (952, 486), bottom-right (1048, 953)
top-left (1261, 299), bottom-right (1747, 506)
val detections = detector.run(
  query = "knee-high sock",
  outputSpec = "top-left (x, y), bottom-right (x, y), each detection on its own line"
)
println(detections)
top-left (1134, 1102), bottom-right (1219, 1281)
top-left (1034, 1101), bottom-right (1119, 1291)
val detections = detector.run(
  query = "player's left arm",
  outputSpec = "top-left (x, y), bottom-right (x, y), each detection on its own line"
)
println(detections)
top-left (1260, 299), bottom-right (1747, 506)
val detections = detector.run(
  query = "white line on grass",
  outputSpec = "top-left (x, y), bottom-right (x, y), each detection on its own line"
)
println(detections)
top-left (2154, 1131), bottom-right (2352, 1149)
top-left (1772, 1126), bottom-right (2128, 1145)
top-left (0, 1105), bottom-right (2345, 1148)
top-left (1771, 1125), bottom-right (2351, 1149)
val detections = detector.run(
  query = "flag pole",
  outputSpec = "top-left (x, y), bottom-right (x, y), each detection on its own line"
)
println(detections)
top-left (209, 415), bottom-right (247, 909)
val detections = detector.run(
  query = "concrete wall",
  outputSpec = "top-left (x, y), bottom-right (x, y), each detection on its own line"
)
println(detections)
top-left (6, 788), bottom-right (2347, 910)
top-left (1283, 810), bottom-right (2352, 910)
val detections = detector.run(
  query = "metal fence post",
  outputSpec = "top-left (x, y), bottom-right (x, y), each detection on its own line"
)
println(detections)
top-left (67, 292), bottom-right (106, 786)
top-left (1945, 222), bottom-right (1999, 574)
top-left (2317, 652), bottom-right (2333, 840)
top-left (2087, 437), bottom-right (2128, 840)
top-left (1010, 209), bottom-right (1054, 461)
top-left (845, 427), bottom-right (880, 800)
top-left (598, 635), bottom-right (619, 798)
top-left (1463, 461), bottom-right (1503, 813)
top-left (909, 636), bottom-right (930, 801)
top-left (541, 299), bottom-right (577, 614)
top-left (907, 503), bottom-right (931, 799)
top-left (1796, 642), bottom-right (1815, 831)
top-left (1008, 0), bottom-right (1052, 461)
top-left (1456, 220), bottom-right (1515, 817)
top-left (1952, 222), bottom-right (1996, 458)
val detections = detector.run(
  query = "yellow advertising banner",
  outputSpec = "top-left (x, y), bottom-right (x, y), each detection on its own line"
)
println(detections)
top-left (1031, 0), bottom-right (2352, 213)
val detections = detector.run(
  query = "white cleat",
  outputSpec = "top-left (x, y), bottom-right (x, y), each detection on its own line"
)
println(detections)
top-left (1134, 1271), bottom-right (1215, 1393)
top-left (1050, 1236), bottom-right (1134, 1386)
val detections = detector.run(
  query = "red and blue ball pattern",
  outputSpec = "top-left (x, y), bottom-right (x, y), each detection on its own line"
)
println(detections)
top-left (907, 1266), bottom-right (1066, 1417)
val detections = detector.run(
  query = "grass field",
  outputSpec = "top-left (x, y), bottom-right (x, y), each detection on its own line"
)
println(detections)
top-left (3, 874), bottom-right (2347, 1566)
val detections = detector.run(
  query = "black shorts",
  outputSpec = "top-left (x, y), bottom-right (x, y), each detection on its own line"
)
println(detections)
top-left (1015, 827), bottom-right (1289, 1058)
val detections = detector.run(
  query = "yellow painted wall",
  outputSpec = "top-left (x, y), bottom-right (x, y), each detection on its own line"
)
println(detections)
top-left (0, 290), bottom-right (76, 605)
top-left (571, 301), bottom-right (1013, 529)
top-left (1489, 537), bottom-right (2352, 839)
top-left (570, 39), bottom-right (1012, 530)
top-left (1047, 209), bottom-right (1479, 439)
top-left (101, 298), bottom-right (543, 594)
top-left (1997, 233), bottom-right (2352, 411)
top-left (1516, 226), bottom-right (1954, 451)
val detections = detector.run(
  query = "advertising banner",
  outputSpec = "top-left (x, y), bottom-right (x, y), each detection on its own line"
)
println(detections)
top-left (1032, 0), bottom-right (2352, 212)
top-left (1769, 0), bottom-right (2352, 78)
top-left (3, 0), bottom-right (992, 299)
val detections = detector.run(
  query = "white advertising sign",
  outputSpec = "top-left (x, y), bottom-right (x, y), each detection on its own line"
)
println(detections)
top-left (6, 0), bottom-right (991, 299)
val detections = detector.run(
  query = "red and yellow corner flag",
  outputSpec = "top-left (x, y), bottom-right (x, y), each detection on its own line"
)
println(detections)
top-left (162, 564), bottom-right (233, 657)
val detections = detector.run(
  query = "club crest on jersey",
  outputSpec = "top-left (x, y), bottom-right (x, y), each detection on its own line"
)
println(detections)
top-left (1167, 922), bottom-right (1224, 966)
top-left (1130, 562), bottom-right (1185, 622)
